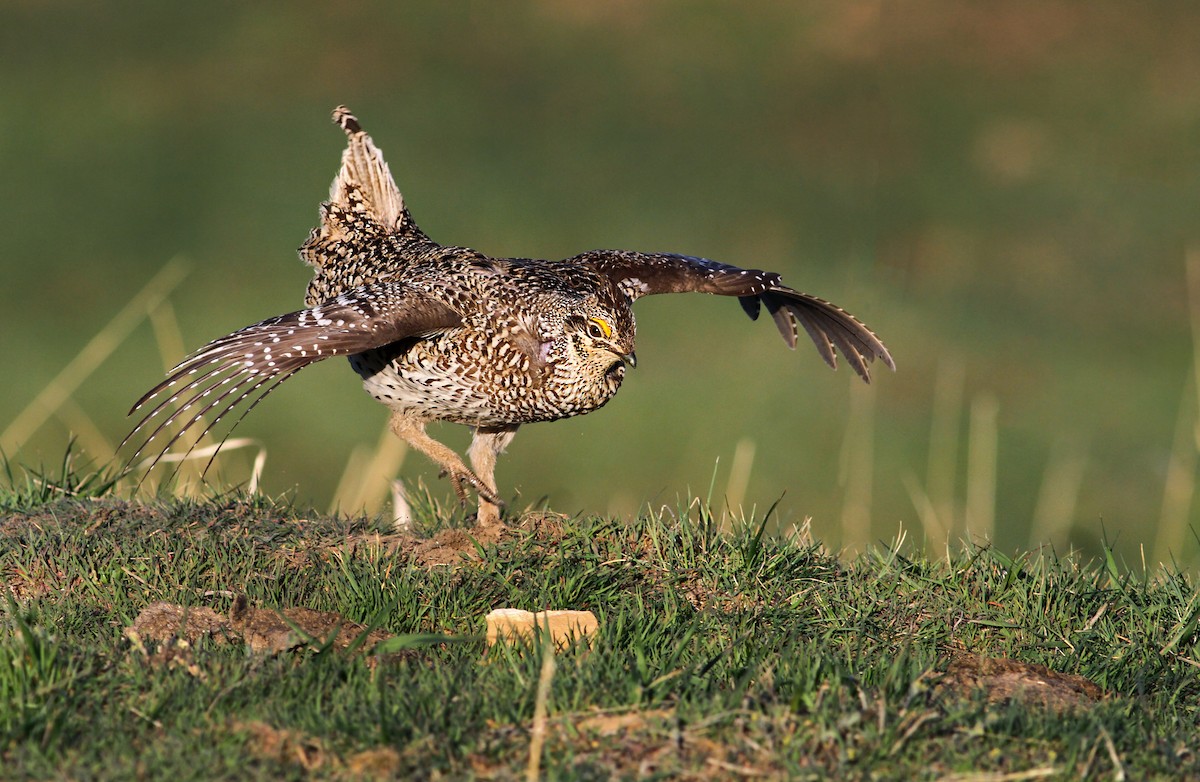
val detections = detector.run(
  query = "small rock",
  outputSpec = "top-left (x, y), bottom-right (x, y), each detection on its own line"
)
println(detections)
top-left (485, 608), bottom-right (598, 649)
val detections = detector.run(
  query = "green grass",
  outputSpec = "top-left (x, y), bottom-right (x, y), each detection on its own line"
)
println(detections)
top-left (2, 465), bottom-right (1198, 780)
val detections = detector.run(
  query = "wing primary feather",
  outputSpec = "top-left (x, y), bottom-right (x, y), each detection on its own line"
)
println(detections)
top-left (583, 249), bottom-right (892, 381)
top-left (123, 358), bottom-right (242, 444)
top-left (194, 369), bottom-right (302, 482)
top-left (122, 363), bottom-right (245, 464)
top-left (738, 295), bottom-right (761, 320)
top-left (135, 367), bottom-right (301, 491)
top-left (123, 281), bottom-right (461, 483)
top-left (127, 364), bottom-right (275, 476)
top-left (765, 298), bottom-right (800, 350)
top-left (791, 312), bottom-right (840, 371)
top-left (771, 294), bottom-right (890, 381)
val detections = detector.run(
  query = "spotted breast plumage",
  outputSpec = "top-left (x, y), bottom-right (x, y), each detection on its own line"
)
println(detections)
top-left (124, 106), bottom-right (895, 525)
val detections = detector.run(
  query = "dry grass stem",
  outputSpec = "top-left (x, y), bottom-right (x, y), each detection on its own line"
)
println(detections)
top-left (1029, 436), bottom-right (1088, 548)
top-left (330, 424), bottom-right (407, 517)
top-left (926, 358), bottom-right (965, 541)
top-left (526, 632), bottom-right (557, 782)
top-left (903, 474), bottom-right (944, 555)
top-left (148, 299), bottom-right (187, 374)
top-left (391, 480), bottom-right (412, 530)
top-left (54, 397), bottom-right (116, 465)
top-left (839, 377), bottom-right (876, 554)
top-left (965, 394), bottom-right (998, 543)
top-left (2, 257), bottom-right (189, 454)
top-left (724, 437), bottom-right (756, 520)
top-left (133, 438), bottom-right (265, 497)
top-left (1154, 247), bottom-right (1200, 566)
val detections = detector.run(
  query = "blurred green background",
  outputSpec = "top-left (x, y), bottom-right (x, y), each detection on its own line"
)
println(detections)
top-left (3, 2), bottom-right (1198, 567)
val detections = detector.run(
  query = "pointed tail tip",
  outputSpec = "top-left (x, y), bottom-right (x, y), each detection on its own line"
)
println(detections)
top-left (332, 105), bottom-right (362, 136)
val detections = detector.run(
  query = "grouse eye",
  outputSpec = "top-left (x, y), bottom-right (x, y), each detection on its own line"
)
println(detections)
top-left (585, 317), bottom-right (612, 340)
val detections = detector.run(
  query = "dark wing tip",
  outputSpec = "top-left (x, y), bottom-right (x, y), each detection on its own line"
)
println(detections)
top-left (762, 289), bottom-right (893, 383)
top-left (576, 249), bottom-right (894, 381)
top-left (738, 295), bottom-right (762, 321)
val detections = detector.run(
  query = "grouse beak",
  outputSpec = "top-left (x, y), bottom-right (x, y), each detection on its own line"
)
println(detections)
top-left (622, 351), bottom-right (637, 369)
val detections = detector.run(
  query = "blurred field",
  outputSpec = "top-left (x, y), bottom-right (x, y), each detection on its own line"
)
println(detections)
top-left (2, 2), bottom-right (1198, 566)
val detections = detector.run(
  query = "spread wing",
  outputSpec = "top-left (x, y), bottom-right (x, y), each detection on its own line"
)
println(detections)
top-left (578, 250), bottom-right (894, 382)
top-left (122, 281), bottom-right (460, 476)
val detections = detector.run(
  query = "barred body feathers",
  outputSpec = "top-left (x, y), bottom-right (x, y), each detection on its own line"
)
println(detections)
top-left (126, 107), bottom-right (894, 524)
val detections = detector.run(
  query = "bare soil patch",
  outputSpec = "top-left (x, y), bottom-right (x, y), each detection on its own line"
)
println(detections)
top-left (938, 653), bottom-right (1107, 712)
top-left (127, 595), bottom-right (392, 656)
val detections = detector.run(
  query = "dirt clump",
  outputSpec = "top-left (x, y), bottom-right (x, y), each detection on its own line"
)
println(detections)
top-left (234, 720), bottom-right (401, 779)
top-left (937, 653), bottom-right (1106, 712)
top-left (126, 595), bottom-right (392, 656)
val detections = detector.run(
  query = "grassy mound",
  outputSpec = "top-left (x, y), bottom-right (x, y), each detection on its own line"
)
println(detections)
top-left (1, 474), bottom-right (1198, 779)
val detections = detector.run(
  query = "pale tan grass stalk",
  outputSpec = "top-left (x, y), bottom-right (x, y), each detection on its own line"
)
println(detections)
top-left (926, 358), bottom-right (965, 541)
top-left (134, 438), bottom-right (266, 496)
top-left (330, 446), bottom-right (370, 515)
top-left (724, 437), bottom-right (755, 521)
top-left (391, 480), bottom-right (413, 530)
top-left (903, 473), bottom-right (946, 554)
top-left (361, 429), bottom-right (408, 515)
top-left (330, 424), bottom-right (408, 516)
top-left (2, 258), bottom-right (189, 454)
top-left (526, 630), bottom-right (557, 782)
top-left (1192, 247), bottom-right (1200, 463)
top-left (148, 299), bottom-right (187, 374)
top-left (1029, 437), bottom-right (1088, 549)
top-left (1098, 724), bottom-right (1127, 781)
top-left (965, 394), bottom-right (998, 543)
top-left (838, 377), bottom-right (876, 554)
top-left (1154, 381), bottom-right (1195, 568)
top-left (54, 397), bottom-right (116, 464)
top-left (936, 767), bottom-right (1058, 781)
top-left (1154, 247), bottom-right (1200, 566)
top-left (789, 515), bottom-right (815, 548)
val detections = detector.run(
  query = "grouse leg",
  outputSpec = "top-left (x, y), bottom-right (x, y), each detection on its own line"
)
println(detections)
top-left (468, 424), bottom-right (519, 526)
top-left (388, 412), bottom-right (499, 506)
